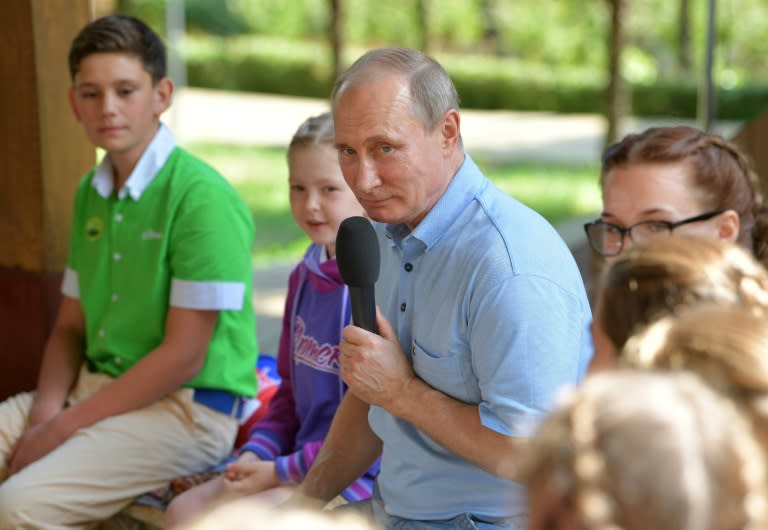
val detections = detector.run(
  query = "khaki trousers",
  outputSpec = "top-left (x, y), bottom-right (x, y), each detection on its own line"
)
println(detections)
top-left (0, 367), bottom-right (237, 529)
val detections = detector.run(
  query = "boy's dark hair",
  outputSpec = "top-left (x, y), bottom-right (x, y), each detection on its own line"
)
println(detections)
top-left (68, 14), bottom-right (166, 83)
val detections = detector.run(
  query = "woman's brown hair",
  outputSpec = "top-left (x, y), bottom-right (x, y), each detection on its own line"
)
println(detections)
top-left (595, 236), bottom-right (768, 352)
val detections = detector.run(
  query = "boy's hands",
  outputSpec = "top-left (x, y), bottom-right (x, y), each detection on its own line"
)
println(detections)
top-left (222, 452), bottom-right (281, 495)
top-left (7, 411), bottom-right (75, 475)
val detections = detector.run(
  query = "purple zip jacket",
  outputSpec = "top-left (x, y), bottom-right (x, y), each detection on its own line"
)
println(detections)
top-left (240, 243), bottom-right (379, 501)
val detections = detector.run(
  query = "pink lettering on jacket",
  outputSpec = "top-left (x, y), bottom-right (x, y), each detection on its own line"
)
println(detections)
top-left (292, 316), bottom-right (341, 374)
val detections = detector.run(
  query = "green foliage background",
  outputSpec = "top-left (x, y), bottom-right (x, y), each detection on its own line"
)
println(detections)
top-left (120, 0), bottom-right (768, 85)
top-left (116, 0), bottom-right (768, 120)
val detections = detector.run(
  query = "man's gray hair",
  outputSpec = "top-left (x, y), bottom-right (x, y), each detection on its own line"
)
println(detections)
top-left (331, 47), bottom-right (460, 132)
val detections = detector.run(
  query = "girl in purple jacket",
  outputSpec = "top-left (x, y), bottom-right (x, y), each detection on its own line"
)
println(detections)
top-left (165, 113), bottom-right (377, 528)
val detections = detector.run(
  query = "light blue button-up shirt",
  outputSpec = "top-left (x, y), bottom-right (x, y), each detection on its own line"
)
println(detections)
top-left (369, 154), bottom-right (592, 521)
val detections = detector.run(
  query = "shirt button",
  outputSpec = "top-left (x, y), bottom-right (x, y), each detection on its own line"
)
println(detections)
top-left (111, 293), bottom-right (119, 302)
top-left (404, 263), bottom-right (413, 272)
top-left (98, 329), bottom-right (105, 337)
top-left (114, 356), bottom-right (122, 365)
top-left (113, 252), bottom-right (121, 261)
top-left (114, 213), bottom-right (123, 222)
top-left (400, 303), bottom-right (406, 312)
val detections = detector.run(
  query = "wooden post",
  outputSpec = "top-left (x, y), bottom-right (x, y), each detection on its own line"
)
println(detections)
top-left (732, 114), bottom-right (768, 197)
top-left (0, 1), bottom-right (93, 399)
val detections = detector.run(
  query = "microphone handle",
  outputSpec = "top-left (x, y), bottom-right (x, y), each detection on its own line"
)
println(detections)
top-left (349, 286), bottom-right (378, 334)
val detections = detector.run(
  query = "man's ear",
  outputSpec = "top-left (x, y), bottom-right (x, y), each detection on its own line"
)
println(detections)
top-left (441, 109), bottom-right (461, 152)
top-left (153, 77), bottom-right (174, 117)
top-left (717, 209), bottom-right (740, 242)
top-left (68, 88), bottom-right (81, 122)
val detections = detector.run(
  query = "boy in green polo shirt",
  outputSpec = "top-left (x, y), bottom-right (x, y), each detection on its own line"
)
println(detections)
top-left (0, 14), bottom-right (259, 527)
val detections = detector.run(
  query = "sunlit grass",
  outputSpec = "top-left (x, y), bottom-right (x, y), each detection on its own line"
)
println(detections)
top-left (479, 160), bottom-right (602, 223)
top-left (185, 142), bottom-right (601, 266)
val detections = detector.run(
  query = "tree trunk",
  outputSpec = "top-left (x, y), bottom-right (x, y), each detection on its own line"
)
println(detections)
top-left (605, 0), bottom-right (628, 148)
top-left (415, 0), bottom-right (429, 53)
top-left (698, 0), bottom-right (717, 131)
top-left (678, 0), bottom-right (691, 73)
top-left (329, 0), bottom-right (343, 84)
top-left (480, 0), bottom-right (502, 56)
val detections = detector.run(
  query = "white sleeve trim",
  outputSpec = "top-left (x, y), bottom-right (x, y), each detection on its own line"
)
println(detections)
top-left (61, 268), bottom-right (80, 298)
top-left (170, 279), bottom-right (246, 310)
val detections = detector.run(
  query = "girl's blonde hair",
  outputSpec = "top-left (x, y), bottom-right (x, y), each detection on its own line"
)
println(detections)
top-left (595, 236), bottom-right (768, 352)
top-left (623, 304), bottom-right (768, 443)
top-left (289, 112), bottom-right (334, 153)
top-left (520, 370), bottom-right (768, 530)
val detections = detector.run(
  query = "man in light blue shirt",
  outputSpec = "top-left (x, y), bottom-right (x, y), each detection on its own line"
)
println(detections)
top-left (293, 47), bottom-right (592, 530)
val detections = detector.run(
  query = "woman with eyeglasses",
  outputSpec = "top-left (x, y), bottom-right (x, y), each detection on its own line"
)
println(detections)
top-left (584, 125), bottom-right (768, 264)
top-left (583, 126), bottom-right (768, 372)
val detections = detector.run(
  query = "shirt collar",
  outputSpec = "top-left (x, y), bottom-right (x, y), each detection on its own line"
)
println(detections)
top-left (385, 153), bottom-right (486, 252)
top-left (91, 123), bottom-right (176, 200)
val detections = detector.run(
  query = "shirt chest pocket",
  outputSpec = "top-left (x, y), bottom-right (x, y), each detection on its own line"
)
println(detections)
top-left (411, 341), bottom-right (476, 403)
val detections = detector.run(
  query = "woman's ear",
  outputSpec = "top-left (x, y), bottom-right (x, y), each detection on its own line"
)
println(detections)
top-left (717, 209), bottom-right (740, 242)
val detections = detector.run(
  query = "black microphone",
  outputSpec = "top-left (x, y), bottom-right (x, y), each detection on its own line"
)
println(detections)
top-left (336, 216), bottom-right (380, 333)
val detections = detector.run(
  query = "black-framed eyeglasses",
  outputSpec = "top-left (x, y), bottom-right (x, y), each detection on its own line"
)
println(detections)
top-left (583, 209), bottom-right (725, 257)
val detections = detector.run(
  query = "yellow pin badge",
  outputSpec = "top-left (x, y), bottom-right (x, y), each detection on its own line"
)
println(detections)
top-left (85, 216), bottom-right (104, 241)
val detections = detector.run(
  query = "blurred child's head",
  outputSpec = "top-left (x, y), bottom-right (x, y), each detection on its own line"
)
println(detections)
top-left (288, 113), bottom-right (365, 257)
top-left (69, 14), bottom-right (166, 84)
top-left (589, 236), bottom-right (768, 372)
top-left (67, 15), bottom-right (172, 160)
top-left (521, 370), bottom-right (768, 530)
top-left (623, 304), bottom-right (768, 445)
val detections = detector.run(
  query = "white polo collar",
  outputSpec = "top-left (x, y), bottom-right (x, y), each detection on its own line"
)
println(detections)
top-left (92, 123), bottom-right (176, 200)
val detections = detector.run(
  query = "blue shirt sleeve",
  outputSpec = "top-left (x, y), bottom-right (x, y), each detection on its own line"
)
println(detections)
top-left (470, 272), bottom-right (591, 438)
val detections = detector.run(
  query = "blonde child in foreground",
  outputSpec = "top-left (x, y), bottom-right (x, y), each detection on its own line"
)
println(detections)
top-left (165, 113), bottom-right (376, 528)
top-left (521, 370), bottom-right (768, 530)
top-left (623, 304), bottom-right (768, 446)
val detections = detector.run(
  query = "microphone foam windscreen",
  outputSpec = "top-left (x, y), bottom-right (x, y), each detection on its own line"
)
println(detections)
top-left (336, 216), bottom-right (381, 287)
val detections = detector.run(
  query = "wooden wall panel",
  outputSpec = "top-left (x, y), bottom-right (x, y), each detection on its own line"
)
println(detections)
top-left (732, 114), bottom-right (768, 198)
top-left (0, 0), bottom-right (93, 398)
top-left (32, 0), bottom-right (96, 271)
top-left (0, 3), bottom-right (44, 272)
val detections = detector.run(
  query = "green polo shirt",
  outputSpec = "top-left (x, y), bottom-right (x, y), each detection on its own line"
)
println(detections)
top-left (64, 145), bottom-right (258, 397)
